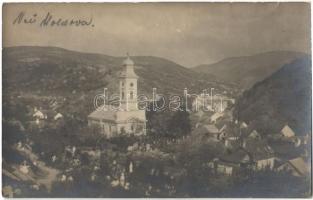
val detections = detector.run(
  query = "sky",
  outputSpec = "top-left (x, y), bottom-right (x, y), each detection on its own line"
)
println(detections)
top-left (3, 3), bottom-right (311, 67)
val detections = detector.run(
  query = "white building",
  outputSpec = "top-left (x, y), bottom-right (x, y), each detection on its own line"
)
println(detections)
top-left (276, 157), bottom-right (309, 177)
top-left (88, 55), bottom-right (146, 137)
top-left (192, 93), bottom-right (234, 113)
top-left (54, 113), bottom-right (63, 120)
top-left (33, 109), bottom-right (47, 120)
top-left (280, 125), bottom-right (296, 138)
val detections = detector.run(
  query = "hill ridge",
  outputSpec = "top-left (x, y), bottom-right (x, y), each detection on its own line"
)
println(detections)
top-left (234, 56), bottom-right (311, 136)
top-left (192, 51), bottom-right (308, 89)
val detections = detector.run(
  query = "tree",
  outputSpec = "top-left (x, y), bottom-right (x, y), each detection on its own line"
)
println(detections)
top-left (167, 109), bottom-right (191, 138)
top-left (146, 101), bottom-right (191, 138)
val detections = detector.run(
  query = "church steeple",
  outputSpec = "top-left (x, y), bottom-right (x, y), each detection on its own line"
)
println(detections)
top-left (119, 54), bottom-right (138, 111)
top-left (123, 53), bottom-right (134, 65)
top-left (119, 53), bottom-right (138, 79)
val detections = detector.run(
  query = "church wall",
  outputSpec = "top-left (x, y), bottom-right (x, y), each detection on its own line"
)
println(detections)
top-left (116, 110), bottom-right (146, 122)
top-left (88, 119), bottom-right (117, 137)
top-left (116, 121), bottom-right (146, 136)
top-left (88, 118), bottom-right (145, 137)
top-left (88, 56), bottom-right (146, 138)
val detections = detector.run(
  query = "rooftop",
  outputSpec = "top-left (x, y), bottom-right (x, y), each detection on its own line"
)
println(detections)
top-left (281, 125), bottom-right (296, 137)
top-left (220, 148), bottom-right (251, 164)
top-left (119, 55), bottom-right (138, 78)
top-left (244, 138), bottom-right (275, 160)
top-left (88, 107), bottom-right (117, 122)
top-left (288, 157), bottom-right (310, 175)
top-left (123, 54), bottom-right (134, 66)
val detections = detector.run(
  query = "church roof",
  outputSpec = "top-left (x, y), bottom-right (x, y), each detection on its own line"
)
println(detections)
top-left (88, 108), bottom-right (117, 122)
top-left (88, 107), bottom-right (146, 123)
top-left (123, 56), bottom-right (134, 66)
top-left (119, 55), bottom-right (138, 78)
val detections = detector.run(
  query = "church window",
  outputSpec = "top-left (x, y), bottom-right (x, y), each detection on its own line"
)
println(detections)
top-left (130, 82), bottom-right (134, 87)
top-left (122, 82), bottom-right (124, 86)
top-left (122, 92), bottom-right (125, 99)
top-left (130, 91), bottom-right (133, 99)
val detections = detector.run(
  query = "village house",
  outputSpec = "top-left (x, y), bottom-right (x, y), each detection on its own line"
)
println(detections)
top-left (219, 123), bottom-right (241, 146)
top-left (205, 124), bottom-right (219, 134)
top-left (269, 139), bottom-right (306, 161)
top-left (211, 137), bottom-right (276, 175)
top-left (191, 93), bottom-right (214, 112)
top-left (30, 109), bottom-right (46, 128)
top-left (242, 138), bottom-right (276, 170)
top-left (216, 123), bottom-right (227, 135)
top-left (276, 157), bottom-right (310, 177)
top-left (240, 121), bottom-right (248, 129)
top-left (214, 160), bottom-right (238, 176)
top-left (296, 134), bottom-right (311, 146)
top-left (191, 92), bottom-right (234, 113)
top-left (212, 148), bottom-right (252, 176)
top-left (280, 124), bottom-right (296, 138)
top-left (247, 130), bottom-right (261, 139)
top-left (210, 112), bottom-right (224, 123)
top-left (289, 137), bottom-right (302, 147)
top-left (32, 107), bottom-right (63, 124)
top-left (300, 133), bottom-right (310, 145)
top-left (194, 124), bottom-right (219, 135)
top-left (54, 113), bottom-right (63, 120)
top-left (88, 55), bottom-right (146, 137)
top-left (240, 128), bottom-right (261, 140)
top-left (192, 124), bottom-right (220, 141)
top-left (33, 108), bottom-right (47, 120)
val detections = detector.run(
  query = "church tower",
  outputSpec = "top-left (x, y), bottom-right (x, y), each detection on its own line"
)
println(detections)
top-left (119, 54), bottom-right (139, 111)
top-left (88, 53), bottom-right (146, 136)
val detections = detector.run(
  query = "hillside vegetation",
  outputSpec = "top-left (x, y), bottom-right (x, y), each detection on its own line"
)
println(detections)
top-left (3, 46), bottom-right (237, 121)
top-left (193, 51), bottom-right (307, 89)
top-left (234, 56), bottom-right (311, 136)
top-left (3, 46), bottom-right (235, 96)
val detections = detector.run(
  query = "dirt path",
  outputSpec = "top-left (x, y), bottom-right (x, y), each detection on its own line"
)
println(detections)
top-left (17, 147), bottom-right (60, 192)
top-left (35, 160), bottom-right (59, 192)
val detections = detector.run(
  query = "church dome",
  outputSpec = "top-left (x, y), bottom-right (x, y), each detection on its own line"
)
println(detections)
top-left (123, 56), bottom-right (134, 66)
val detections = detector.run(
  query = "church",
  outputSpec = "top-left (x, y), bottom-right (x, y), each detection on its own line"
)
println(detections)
top-left (87, 55), bottom-right (147, 137)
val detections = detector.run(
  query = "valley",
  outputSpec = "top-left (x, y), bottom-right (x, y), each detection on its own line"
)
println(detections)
top-left (2, 46), bottom-right (311, 198)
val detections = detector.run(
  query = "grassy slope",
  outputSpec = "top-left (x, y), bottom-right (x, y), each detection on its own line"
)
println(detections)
top-left (193, 51), bottom-right (307, 89)
top-left (234, 56), bottom-right (311, 136)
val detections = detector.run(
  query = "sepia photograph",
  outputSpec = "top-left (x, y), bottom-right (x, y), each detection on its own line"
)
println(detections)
top-left (2, 2), bottom-right (312, 198)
